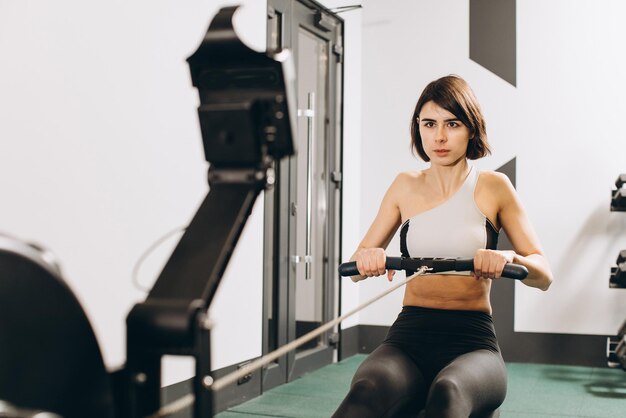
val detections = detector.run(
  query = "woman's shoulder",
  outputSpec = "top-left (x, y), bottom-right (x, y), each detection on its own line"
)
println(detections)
top-left (396, 170), bottom-right (426, 181)
top-left (476, 169), bottom-right (516, 195)
top-left (391, 170), bottom-right (425, 188)
top-left (384, 170), bottom-right (424, 199)
top-left (477, 169), bottom-right (512, 185)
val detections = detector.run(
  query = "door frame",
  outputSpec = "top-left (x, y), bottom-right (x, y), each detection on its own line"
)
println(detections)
top-left (263, 0), bottom-right (344, 391)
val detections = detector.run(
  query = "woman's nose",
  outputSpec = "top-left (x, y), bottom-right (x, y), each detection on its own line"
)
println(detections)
top-left (436, 125), bottom-right (447, 142)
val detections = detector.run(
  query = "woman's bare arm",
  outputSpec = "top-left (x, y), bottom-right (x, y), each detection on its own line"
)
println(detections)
top-left (493, 172), bottom-right (553, 290)
top-left (349, 174), bottom-right (405, 282)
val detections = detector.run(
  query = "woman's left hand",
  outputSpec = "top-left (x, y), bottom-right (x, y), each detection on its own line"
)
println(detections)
top-left (472, 249), bottom-right (515, 280)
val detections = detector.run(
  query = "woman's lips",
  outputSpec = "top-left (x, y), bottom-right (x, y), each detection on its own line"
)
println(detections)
top-left (434, 149), bottom-right (450, 156)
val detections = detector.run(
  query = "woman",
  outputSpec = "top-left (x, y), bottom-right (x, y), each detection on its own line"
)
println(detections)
top-left (332, 75), bottom-right (553, 418)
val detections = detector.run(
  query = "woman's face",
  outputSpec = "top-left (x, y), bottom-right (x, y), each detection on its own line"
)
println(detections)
top-left (418, 100), bottom-right (471, 165)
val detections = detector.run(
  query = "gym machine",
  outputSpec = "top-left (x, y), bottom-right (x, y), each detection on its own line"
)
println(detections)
top-left (606, 174), bottom-right (626, 369)
top-left (0, 6), bottom-right (295, 418)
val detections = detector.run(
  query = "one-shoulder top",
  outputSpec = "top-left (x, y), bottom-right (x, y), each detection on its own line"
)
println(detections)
top-left (399, 166), bottom-right (499, 274)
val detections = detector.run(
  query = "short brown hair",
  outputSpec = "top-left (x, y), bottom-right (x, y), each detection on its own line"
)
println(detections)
top-left (410, 75), bottom-right (491, 161)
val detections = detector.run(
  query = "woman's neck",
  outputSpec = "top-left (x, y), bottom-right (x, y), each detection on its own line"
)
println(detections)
top-left (424, 160), bottom-right (471, 196)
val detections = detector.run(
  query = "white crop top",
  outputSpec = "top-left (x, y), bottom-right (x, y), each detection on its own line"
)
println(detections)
top-left (399, 166), bottom-right (499, 273)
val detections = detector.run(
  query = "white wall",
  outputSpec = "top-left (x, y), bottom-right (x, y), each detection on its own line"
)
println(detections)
top-left (513, 0), bottom-right (626, 334)
top-left (356, 0), bottom-right (626, 336)
top-left (0, 0), bottom-right (267, 386)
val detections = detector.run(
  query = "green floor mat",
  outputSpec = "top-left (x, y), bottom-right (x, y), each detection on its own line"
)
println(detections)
top-left (216, 355), bottom-right (626, 418)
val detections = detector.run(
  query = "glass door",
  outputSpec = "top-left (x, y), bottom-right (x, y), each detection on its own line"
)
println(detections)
top-left (264, 0), bottom-right (343, 389)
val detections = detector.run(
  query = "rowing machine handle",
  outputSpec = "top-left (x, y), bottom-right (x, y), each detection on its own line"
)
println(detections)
top-left (338, 257), bottom-right (528, 280)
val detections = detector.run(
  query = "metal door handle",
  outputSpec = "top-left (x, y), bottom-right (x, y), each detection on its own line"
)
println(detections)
top-left (296, 92), bottom-right (316, 279)
top-left (305, 92), bottom-right (315, 280)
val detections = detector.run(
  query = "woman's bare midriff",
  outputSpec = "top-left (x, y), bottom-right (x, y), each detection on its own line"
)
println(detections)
top-left (403, 273), bottom-right (493, 314)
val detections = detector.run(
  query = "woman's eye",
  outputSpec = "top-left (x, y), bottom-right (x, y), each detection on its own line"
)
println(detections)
top-left (448, 121), bottom-right (459, 128)
top-left (423, 122), bottom-right (434, 128)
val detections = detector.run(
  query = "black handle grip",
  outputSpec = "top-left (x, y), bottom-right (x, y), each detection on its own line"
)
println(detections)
top-left (501, 264), bottom-right (528, 280)
top-left (338, 257), bottom-right (528, 280)
top-left (337, 261), bottom-right (360, 277)
top-left (337, 256), bottom-right (404, 276)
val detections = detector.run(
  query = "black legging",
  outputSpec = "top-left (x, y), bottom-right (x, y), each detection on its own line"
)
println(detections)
top-left (332, 307), bottom-right (508, 418)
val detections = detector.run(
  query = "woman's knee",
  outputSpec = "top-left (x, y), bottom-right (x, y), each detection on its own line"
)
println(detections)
top-left (342, 361), bottom-right (423, 414)
top-left (346, 377), bottom-right (381, 405)
top-left (429, 376), bottom-right (466, 402)
top-left (349, 368), bottom-right (412, 400)
top-left (337, 376), bottom-right (395, 416)
top-left (426, 376), bottom-right (471, 415)
top-left (352, 346), bottom-right (423, 393)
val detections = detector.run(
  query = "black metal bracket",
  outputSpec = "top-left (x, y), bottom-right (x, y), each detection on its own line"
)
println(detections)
top-left (610, 174), bottom-right (626, 211)
top-left (123, 6), bottom-right (295, 418)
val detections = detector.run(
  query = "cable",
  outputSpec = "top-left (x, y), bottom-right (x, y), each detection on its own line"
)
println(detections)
top-left (330, 5), bottom-right (363, 14)
top-left (131, 226), bottom-right (187, 292)
top-left (142, 266), bottom-right (428, 417)
top-left (211, 266), bottom-right (429, 391)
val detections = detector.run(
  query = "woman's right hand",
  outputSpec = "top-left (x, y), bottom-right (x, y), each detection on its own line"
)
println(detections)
top-left (352, 248), bottom-right (396, 282)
